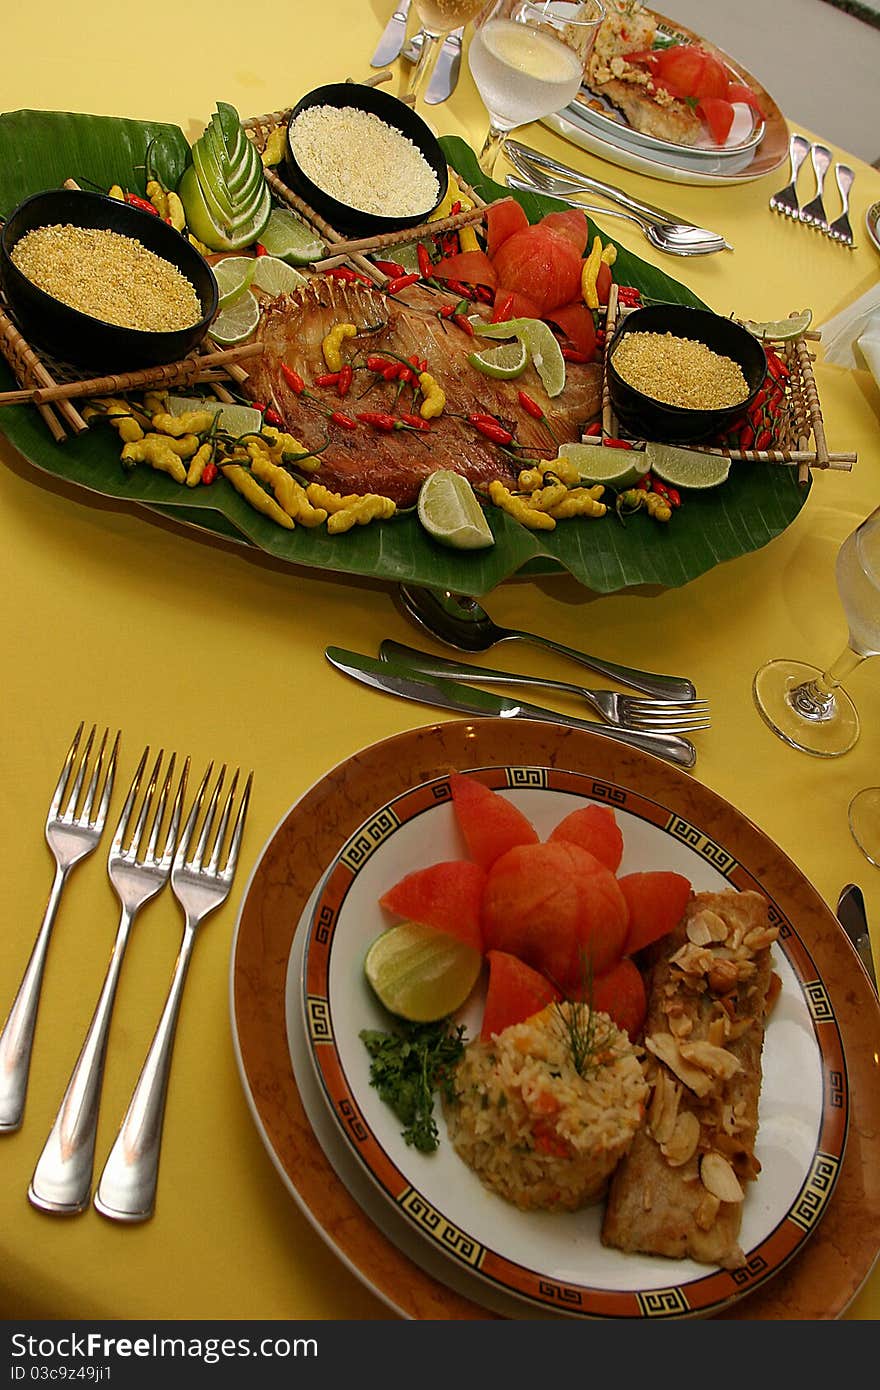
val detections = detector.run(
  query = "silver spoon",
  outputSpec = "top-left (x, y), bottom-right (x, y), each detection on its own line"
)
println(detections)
top-left (396, 586), bottom-right (697, 702)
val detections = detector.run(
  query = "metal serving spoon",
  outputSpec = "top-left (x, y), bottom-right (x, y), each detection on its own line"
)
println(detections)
top-left (396, 585), bottom-right (698, 702)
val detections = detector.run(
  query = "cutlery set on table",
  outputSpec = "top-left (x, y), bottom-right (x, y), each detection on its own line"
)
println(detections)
top-left (371, 0), bottom-right (463, 105)
top-left (770, 133), bottom-right (856, 244)
top-left (0, 724), bottom-right (251, 1220)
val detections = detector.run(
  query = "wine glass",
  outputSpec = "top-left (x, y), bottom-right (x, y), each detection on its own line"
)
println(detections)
top-left (849, 786), bottom-right (880, 866)
top-left (467, 0), bottom-right (606, 177)
top-left (407, 0), bottom-right (488, 104)
top-left (752, 505), bottom-right (880, 758)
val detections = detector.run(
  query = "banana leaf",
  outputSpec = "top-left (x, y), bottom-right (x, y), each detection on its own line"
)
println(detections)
top-left (0, 112), bottom-right (808, 596)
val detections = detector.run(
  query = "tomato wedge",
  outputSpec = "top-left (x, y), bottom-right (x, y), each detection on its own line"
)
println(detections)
top-left (698, 96), bottom-right (735, 145)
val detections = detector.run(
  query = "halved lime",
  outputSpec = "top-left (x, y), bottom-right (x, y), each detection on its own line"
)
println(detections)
top-left (645, 441), bottom-right (732, 488)
top-left (259, 207), bottom-right (325, 265)
top-left (468, 339), bottom-right (528, 379)
top-left (208, 289), bottom-right (261, 345)
top-left (740, 308), bottom-right (812, 341)
top-left (166, 395), bottom-right (264, 436)
top-left (250, 254), bottom-right (308, 297)
top-left (417, 470), bottom-right (494, 550)
top-left (558, 441), bottom-right (649, 488)
top-left (474, 316), bottom-right (566, 398)
top-left (364, 922), bottom-right (482, 1022)
top-left (213, 255), bottom-right (258, 310)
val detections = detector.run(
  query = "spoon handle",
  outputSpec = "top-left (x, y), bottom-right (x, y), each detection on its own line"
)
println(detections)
top-left (506, 630), bottom-right (697, 702)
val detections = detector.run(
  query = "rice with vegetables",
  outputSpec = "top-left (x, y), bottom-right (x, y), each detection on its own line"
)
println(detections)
top-left (443, 1003), bottom-right (648, 1212)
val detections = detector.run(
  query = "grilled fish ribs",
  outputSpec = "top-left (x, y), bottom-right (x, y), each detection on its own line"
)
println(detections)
top-left (243, 277), bottom-right (602, 507)
top-left (601, 890), bottom-right (780, 1269)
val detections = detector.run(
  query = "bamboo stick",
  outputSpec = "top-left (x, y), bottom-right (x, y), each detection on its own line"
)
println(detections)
top-left (261, 168), bottom-right (385, 285)
top-left (3, 343), bottom-right (262, 405)
top-left (325, 203), bottom-right (487, 258)
top-left (0, 303), bottom-right (68, 440)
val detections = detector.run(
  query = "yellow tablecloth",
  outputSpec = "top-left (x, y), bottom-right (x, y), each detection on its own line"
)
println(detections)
top-left (1, 0), bottom-right (878, 1322)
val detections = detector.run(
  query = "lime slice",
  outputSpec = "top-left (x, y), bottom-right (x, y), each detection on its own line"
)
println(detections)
top-left (250, 254), bottom-right (308, 296)
top-left (417, 470), bottom-right (494, 550)
top-left (213, 255), bottom-right (258, 309)
top-left (382, 241), bottom-right (421, 274)
top-left (208, 289), bottom-right (260, 345)
top-left (740, 308), bottom-right (812, 341)
top-left (645, 441), bottom-right (732, 489)
top-left (558, 441), bottom-right (649, 488)
top-left (474, 316), bottom-right (566, 398)
top-left (259, 207), bottom-right (325, 265)
top-left (468, 339), bottom-right (528, 380)
top-left (364, 922), bottom-right (482, 1023)
top-left (166, 395), bottom-right (264, 435)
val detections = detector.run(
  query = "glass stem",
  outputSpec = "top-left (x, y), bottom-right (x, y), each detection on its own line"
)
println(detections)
top-left (477, 123), bottom-right (508, 178)
top-left (789, 645), bottom-right (864, 721)
top-left (408, 31), bottom-right (441, 102)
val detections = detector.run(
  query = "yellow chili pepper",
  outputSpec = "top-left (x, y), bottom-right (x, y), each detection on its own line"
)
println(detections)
top-left (581, 235), bottom-right (604, 310)
top-left (517, 458), bottom-right (580, 491)
top-left (121, 437), bottom-right (187, 484)
top-left (487, 480), bottom-right (556, 530)
top-left (220, 463), bottom-right (295, 529)
top-left (259, 425), bottom-right (320, 471)
top-left (427, 173), bottom-right (456, 222)
top-left (548, 486), bottom-right (607, 520)
top-left (305, 484), bottom-right (396, 533)
top-left (600, 243), bottom-right (617, 267)
top-left (321, 322), bottom-right (357, 372)
top-left (149, 431), bottom-right (200, 459)
top-left (418, 371), bottom-right (445, 420)
top-left (247, 446), bottom-right (327, 526)
top-left (522, 481), bottom-right (569, 513)
top-left (166, 190), bottom-right (186, 232)
top-left (104, 410), bottom-right (144, 443)
top-left (108, 184), bottom-right (125, 202)
top-left (146, 180), bottom-right (169, 219)
top-left (188, 233), bottom-right (212, 257)
top-left (149, 410), bottom-right (216, 438)
top-left (261, 126), bottom-right (288, 167)
top-left (143, 391), bottom-right (167, 416)
top-left (186, 441), bottom-right (214, 487)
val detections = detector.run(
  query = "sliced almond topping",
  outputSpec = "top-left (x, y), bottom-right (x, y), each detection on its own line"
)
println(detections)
top-left (744, 925), bottom-right (778, 952)
top-left (688, 909), bottom-right (729, 944)
top-left (695, 1191), bottom-right (721, 1231)
top-left (707, 958), bottom-right (739, 996)
top-left (670, 942), bottom-right (714, 975)
top-left (707, 1016), bottom-right (726, 1048)
top-left (701, 1151), bottom-right (745, 1203)
top-left (651, 1073), bottom-right (682, 1146)
top-left (679, 1040), bottom-right (742, 1080)
top-left (668, 1010), bottom-right (693, 1039)
top-left (660, 1110), bottom-right (701, 1166)
top-left (686, 916), bottom-right (713, 947)
top-left (645, 1033), bottom-right (715, 1098)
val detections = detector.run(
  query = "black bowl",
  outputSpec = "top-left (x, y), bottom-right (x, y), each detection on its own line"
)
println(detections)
top-left (284, 82), bottom-right (447, 237)
top-left (606, 304), bottom-right (767, 444)
top-left (0, 188), bottom-right (218, 372)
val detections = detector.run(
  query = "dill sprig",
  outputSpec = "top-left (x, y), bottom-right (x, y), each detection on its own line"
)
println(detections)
top-left (553, 954), bottom-right (618, 1078)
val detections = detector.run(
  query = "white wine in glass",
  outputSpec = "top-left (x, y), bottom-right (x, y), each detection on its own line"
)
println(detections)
top-left (407, 0), bottom-right (487, 104)
top-left (753, 506), bottom-right (880, 758)
top-left (468, 0), bottom-right (605, 177)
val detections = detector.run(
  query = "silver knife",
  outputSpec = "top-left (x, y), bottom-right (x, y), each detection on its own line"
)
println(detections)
top-left (326, 648), bottom-right (697, 769)
top-left (426, 26), bottom-right (464, 105)
top-left (837, 883), bottom-right (878, 993)
top-left (371, 0), bottom-right (412, 68)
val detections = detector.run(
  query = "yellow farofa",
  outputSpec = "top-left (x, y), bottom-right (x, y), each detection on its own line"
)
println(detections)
top-left (10, 225), bottom-right (202, 331)
top-left (612, 331), bottom-right (750, 410)
top-left (443, 1003), bottom-right (648, 1212)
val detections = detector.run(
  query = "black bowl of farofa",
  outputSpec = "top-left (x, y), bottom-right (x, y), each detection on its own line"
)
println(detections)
top-left (0, 188), bottom-right (218, 372)
top-left (284, 81), bottom-right (448, 237)
top-left (607, 304), bottom-right (767, 444)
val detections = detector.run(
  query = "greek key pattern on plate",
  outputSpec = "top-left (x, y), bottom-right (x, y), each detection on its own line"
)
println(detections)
top-left (789, 1152), bottom-right (841, 1232)
top-left (536, 1280), bottom-right (583, 1308)
top-left (636, 1287), bottom-right (690, 1317)
top-left (339, 806), bottom-right (401, 873)
top-left (664, 814), bottom-right (738, 875)
top-left (588, 781), bottom-right (628, 807)
top-left (507, 766), bottom-right (549, 790)
top-left (305, 995), bottom-right (333, 1044)
top-left (802, 979), bottom-right (835, 1023)
top-left (397, 1188), bottom-right (485, 1268)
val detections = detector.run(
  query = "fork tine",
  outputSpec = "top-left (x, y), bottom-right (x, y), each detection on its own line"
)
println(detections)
top-left (221, 771), bottom-right (252, 881)
top-left (61, 723), bottom-right (96, 822)
top-left (48, 722), bottom-right (85, 820)
top-left (110, 746), bottom-right (150, 855)
top-left (92, 732), bottom-right (121, 832)
top-left (159, 757), bottom-right (190, 866)
top-left (124, 749), bottom-right (165, 858)
top-left (624, 699), bottom-right (710, 715)
top-left (174, 762), bottom-right (214, 869)
top-left (206, 769), bottom-right (239, 876)
top-left (78, 727), bottom-right (109, 822)
top-left (188, 766), bottom-right (227, 871)
top-left (143, 753), bottom-right (176, 861)
top-left (628, 716), bottom-right (711, 732)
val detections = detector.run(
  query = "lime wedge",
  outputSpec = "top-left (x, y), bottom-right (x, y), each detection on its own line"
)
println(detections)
top-left (468, 339), bottom-right (528, 380)
top-left (740, 308), bottom-right (812, 341)
top-left (259, 207), bottom-right (325, 265)
top-left (645, 441), bottom-right (732, 489)
top-left (364, 922), bottom-right (482, 1023)
top-left (558, 441), bottom-right (649, 488)
top-left (250, 254), bottom-right (308, 296)
top-left (166, 396), bottom-right (264, 436)
top-left (474, 316), bottom-right (566, 397)
top-left (208, 289), bottom-right (260, 345)
top-left (417, 470), bottom-right (494, 550)
top-left (213, 255), bottom-right (258, 309)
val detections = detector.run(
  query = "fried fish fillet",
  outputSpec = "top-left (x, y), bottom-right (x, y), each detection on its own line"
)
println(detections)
top-left (601, 890), bottom-right (779, 1269)
top-left (576, 79), bottom-right (703, 147)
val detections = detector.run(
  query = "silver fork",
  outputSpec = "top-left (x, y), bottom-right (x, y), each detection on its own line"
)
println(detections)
top-left (94, 762), bottom-right (252, 1223)
top-left (769, 133), bottom-right (811, 218)
top-left (378, 641), bottom-right (710, 733)
top-left (827, 163), bottom-right (856, 246)
top-left (0, 724), bottom-right (119, 1134)
top-left (28, 748), bottom-right (187, 1214)
top-left (799, 143), bottom-right (833, 229)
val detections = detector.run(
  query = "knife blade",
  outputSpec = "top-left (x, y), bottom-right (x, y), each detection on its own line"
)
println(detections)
top-left (426, 26), bottom-right (464, 105)
top-left (371, 0), bottom-right (412, 68)
top-left (325, 648), bottom-right (697, 769)
top-left (837, 883), bottom-right (878, 993)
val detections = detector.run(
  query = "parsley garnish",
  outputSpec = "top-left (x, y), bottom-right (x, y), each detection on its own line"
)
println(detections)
top-left (360, 1019), bottom-right (467, 1153)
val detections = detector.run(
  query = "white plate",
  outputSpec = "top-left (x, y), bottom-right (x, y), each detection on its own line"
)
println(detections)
top-left (568, 92), bottom-right (764, 166)
top-left (541, 110), bottom-right (775, 186)
top-left (867, 201), bottom-right (880, 256)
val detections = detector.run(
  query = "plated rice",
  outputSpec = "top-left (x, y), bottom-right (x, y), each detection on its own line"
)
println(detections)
top-left (443, 1003), bottom-right (648, 1212)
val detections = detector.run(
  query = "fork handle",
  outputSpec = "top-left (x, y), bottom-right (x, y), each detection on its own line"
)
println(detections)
top-left (506, 630), bottom-right (697, 701)
top-left (0, 864), bottom-right (68, 1133)
top-left (94, 924), bottom-right (195, 1223)
top-left (835, 162), bottom-right (855, 210)
top-left (28, 907), bottom-right (134, 1213)
top-left (380, 640), bottom-right (611, 716)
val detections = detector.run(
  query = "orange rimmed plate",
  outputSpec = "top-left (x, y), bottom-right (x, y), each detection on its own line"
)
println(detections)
top-left (230, 720), bottom-right (880, 1320)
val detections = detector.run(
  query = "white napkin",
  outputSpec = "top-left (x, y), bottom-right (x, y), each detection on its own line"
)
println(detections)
top-left (818, 281), bottom-right (880, 379)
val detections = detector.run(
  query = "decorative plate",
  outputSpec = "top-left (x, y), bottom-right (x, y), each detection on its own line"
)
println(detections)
top-left (230, 721), bottom-right (880, 1321)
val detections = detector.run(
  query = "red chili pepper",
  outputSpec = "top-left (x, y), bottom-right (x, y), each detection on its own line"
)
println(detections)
top-left (601, 437), bottom-right (633, 449)
top-left (452, 313), bottom-right (475, 336)
top-left (438, 303), bottom-right (456, 320)
top-left (382, 363), bottom-right (401, 381)
top-left (468, 414), bottom-right (514, 445)
top-left (417, 242), bottom-right (433, 279)
top-left (372, 258), bottom-right (406, 278)
top-left (584, 421), bottom-right (602, 437)
top-left (450, 200), bottom-right (461, 216)
top-left (617, 286), bottom-right (642, 306)
top-left (281, 364), bottom-right (305, 394)
top-left (765, 349), bottom-right (790, 382)
top-left (313, 371), bottom-right (341, 387)
top-left (666, 487), bottom-right (681, 508)
top-left (636, 474), bottom-right (652, 490)
top-left (652, 478), bottom-right (669, 496)
top-left (331, 411), bottom-right (358, 430)
top-left (366, 355), bottom-right (393, 373)
top-left (561, 347), bottom-right (591, 362)
top-left (755, 427), bottom-right (773, 451)
top-left (474, 284), bottom-right (494, 305)
top-left (517, 391), bottom-right (544, 420)
top-left (263, 406), bottom-right (284, 428)
top-left (326, 265), bottom-right (371, 284)
top-left (201, 461), bottom-right (218, 485)
top-left (385, 272), bottom-right (420, 295)
top-left (357, 411), bottom-right (397, 432)
top-left (491, 291), bottom-right (515, 324)
top-left (399, 413), bottom-right (431, 431)
top-left (124, 193), bottom-right (159, 215)
top-left (255, 243), bottom-right (269, 257)
top-left (739, 424), bottom-right (755, 450)
top-left (336, 364), bottom-right (353, 398)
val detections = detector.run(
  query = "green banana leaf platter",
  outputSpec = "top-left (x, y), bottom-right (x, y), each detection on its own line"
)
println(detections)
top-left (0, 110), bottom-right (809, 596)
